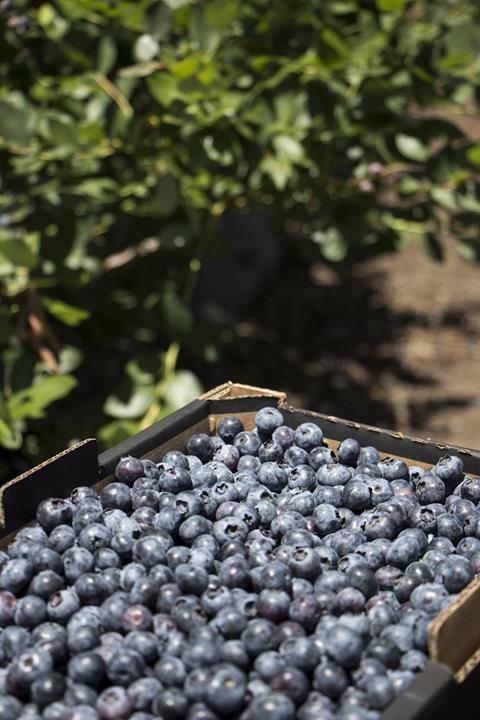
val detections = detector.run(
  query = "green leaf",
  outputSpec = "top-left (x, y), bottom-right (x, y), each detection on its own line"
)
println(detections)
top-left (0, 418), bottom-right (23, 450)
top-left (41, 297), bottom-right (90, 326)
top-left (395, 134), bottom-right (429, 162)
top-left (8, 375), bottom-right (78, 421)
top-left (57, 346), bottom-right (84, 373)
top-left (273, 136), bottom-right (304, 163)
top-left (430, 187), bottom-right (457, 211)
top-left (98, 419), bottom-right (140, 448)
top-left (205, 0), bottom-right (239, 27)
top-left (163, 370), bottom-right (203, 408)
top-left (170, 55), bottom-right (200, 79)
top-left (466, 146), bottom-right (480, 166)
top-left (189, 9), bottom-right (223, 54)
top-left (261, 156), bottom-right (292, 191)
top-left (319, 28), bottom-right (350, 58)
top-left (0, 93), bottom-right (37, 145)
top-left (146, 73), bottom-right (178, 106)
top-left (312, 227), bottom-right (348, 262)
top-left (376, 0), bottom-right (405, 10)
top-left (104, 386), bottom-right (155, 419)
top-left (118, 61), bottom-right (162, 78)
top-left (68, 178), bottom-right (119, 200)
top-left (0, 239), bottom-right (38, 269)
top-left (97, 35), bottom-right (117, 74)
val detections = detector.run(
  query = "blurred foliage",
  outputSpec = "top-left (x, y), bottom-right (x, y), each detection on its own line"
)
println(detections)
top-left (0, 0), bottom-right (480, 479)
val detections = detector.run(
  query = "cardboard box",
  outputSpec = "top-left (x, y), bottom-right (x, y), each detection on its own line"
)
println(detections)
top-left (2, 381), bottom-right (480, 720)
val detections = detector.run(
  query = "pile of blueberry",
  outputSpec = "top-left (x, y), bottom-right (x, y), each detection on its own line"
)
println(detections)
top-left (0, 406), bottom-right (479, 720)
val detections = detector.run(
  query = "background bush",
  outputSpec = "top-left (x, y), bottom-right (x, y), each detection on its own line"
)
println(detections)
top-left (1, 0), bottom-right (479, 481)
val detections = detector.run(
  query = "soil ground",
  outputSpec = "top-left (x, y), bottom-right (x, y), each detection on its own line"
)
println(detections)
top-left (200, 238), bottom-right (480, 450)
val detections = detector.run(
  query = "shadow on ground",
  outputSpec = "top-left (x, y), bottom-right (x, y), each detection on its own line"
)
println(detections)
top-left (191, 241), bottom-right (480, 448)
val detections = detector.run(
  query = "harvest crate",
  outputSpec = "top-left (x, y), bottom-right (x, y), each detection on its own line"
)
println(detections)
top-left (2, 381), bottom-right (480, 720)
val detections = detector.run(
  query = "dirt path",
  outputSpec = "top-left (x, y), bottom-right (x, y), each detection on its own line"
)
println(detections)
top-left (201, 239), bottom-right (480, 450)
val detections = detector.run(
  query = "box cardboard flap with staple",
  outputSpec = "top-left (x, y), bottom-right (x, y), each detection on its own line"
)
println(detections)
top-left (2, 381), bottom-right (480, 720)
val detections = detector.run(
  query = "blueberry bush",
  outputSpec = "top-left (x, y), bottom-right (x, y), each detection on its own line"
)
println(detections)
top-left (1, 0), bottom-right (480, 479)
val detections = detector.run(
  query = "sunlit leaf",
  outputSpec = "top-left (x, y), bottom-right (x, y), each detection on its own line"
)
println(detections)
top-left (8, 376), bottom-right (78, 421)
top-left (395, 134), bottom-right (429, 162)
top-left (104, 386), bottom-right (155, 419)
top-left (41, 297), bottom-right (90, 326)
top-left (164, 370), bottom-right (203, 408)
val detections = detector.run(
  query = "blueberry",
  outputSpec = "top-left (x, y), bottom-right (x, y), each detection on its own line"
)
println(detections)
top-left (74, 573), bottom-right (109, 606)
top-left (14, 595), bottom-right (47, 628)
top-left (285, 446), bottom-right (311, 467)
top-left (288, 547), bottom-right (322, 580)
top-left (365, 674), bottom-right (395, 710)
top-left (62, 547), bottom-right (94, 582)
top-left (435, 455), bottom-right (464, 489)
top-left (234, 432), bottom-right (262, 457)
top-left (415, 473), bottom-right (446, 505)
top-left (0, 697), bottom-right (22, 720)
top-left (105, 648), bottom-right (144, 686)
top-left (36, 499), bottom-right (73, 532)
top-left (115, 455), bottom-right (144, 483)
top-left (436, 555), bottom-right (473, 593)
top-left (0, 559), bottom-right (33, 594)
top-left (132, 536), bottom-right (167, 568)
top-left (378, 458), bottom-right (409, 481)
top-left (186, 702), bottom-right (219, 720)
top-left (212, 443), bottom-right (239, 471)
top-left (386, 537), bottom-right (422, 569)
top-left (11, 647), bottom-right (54, 686)
top-left (437, 514), bottom-right (463, 544)
top-left (357, 446), bottom-right (380, 465)
top-left (257, 462), bottom-right (288, 492)
top-left (460, 477), bottom-right (480, 503)
top-left (255, 407), bottom-right (285, 437)
top-left (68, 652), bottom-right (105, 687)
top-left (152, 655), bottom-right (185, 687)
top-left (246, 693), bottom-right (296, 720)
top-left (313, 659), bottom-right (348, 698)
top-left (338, 438), bottom-right (361, 466)
top-left (366, 636), bottom-right (401, 668)
top-left (346, 566), bottom-right (377, 598)
top-left (410, 582), bottom-right (448, 614)
top-left (96, 686), bottom-right (132, 719)
top-left (317, 464), bottom-right (351, 488)
top-left (288, 593), bottom-right (320, 630)
top-left (64, 680), bottom-right (98, 707)
top-left (30, 672), bottom-right (66, 707)
top-left (271, 667), bottom-right (309, 705)
top-left (159, 467), bottom-right (193, 494)
top-left (217, 416), bottom-right (244, 443)
top-left (100, 483), bottom-right (132, 512)
top-left (240, 618), bottom-right (276, 656)
top-left (457, 536), bottom-right (480, 558)
top-left (256, 589), bottom-right (290, 622)
top-left (272, 426), bottom-right (295, 449)
top-left (252, 650), bottom-right (284, 680)
top-left (287, 464), bottom-right (316, 491)
top-left (151, 687), bottom-right (189, 720)
top-left (352, 658), bottom-right (387, 690)
top-left (343, 478), bottom-right (371, 512)
top-left (279, 636), bottom-right (320, 672)
top-left (328, 529), bottom-right (365, 557)
top-left (48, 525), bottom-right (76, 553)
